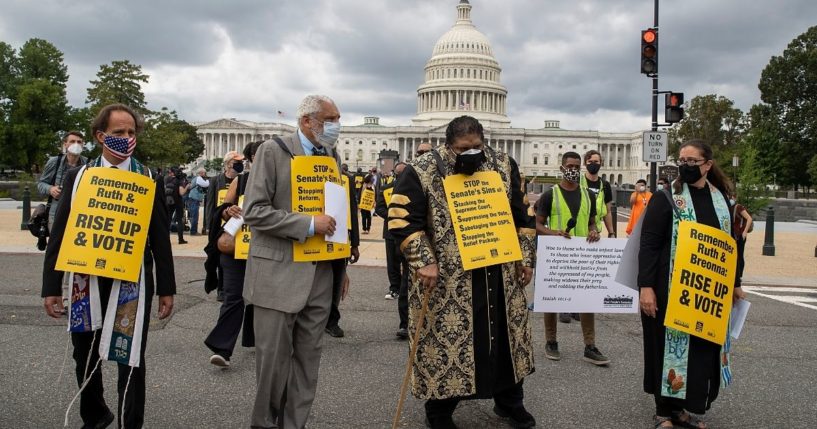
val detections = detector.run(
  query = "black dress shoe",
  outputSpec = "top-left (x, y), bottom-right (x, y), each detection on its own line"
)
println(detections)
top-left (395, 328), bottom-right (409, 340)
top-left (493, 404), bottom-right (536, 428)
top-left (325, 325), bottom-right (345, 338)
top-left (425, 415), bottom-right (457, 429)
top-left (81, 409), bottom-right (114, 429)
top-left (216, 289), bottom-right (224, 302)
top-left (178, 239), bottom-right (188, 244)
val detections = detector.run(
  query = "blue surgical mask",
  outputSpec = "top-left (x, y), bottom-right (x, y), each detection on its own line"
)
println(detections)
top-left (315, 121), bottom-right (341, 149)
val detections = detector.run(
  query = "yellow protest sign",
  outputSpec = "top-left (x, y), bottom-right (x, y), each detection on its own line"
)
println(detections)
top-left (55, 168), bottom-right (155, 282)
top-left (359, 188), bottom-right (375, 211)
top-left (290, 156), bottom-right (350, 261)
top-left (383, 187), bottom-right (394, 206)
top-left (443, 171), bottom-right (521, 270)
top-left (234, 196), bottom-right (251, 260)
top-left (340, 175), bottom-right (352, 229)
top-left (217, 188), bottom-right (228, 206)
top-left (664, 221), bottom-right (737, 345)
top-left (354, 175), bottom-right (363, 190)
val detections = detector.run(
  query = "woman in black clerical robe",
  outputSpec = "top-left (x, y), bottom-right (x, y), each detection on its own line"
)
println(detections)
top-left (638, 139), bottom-right (746, 429)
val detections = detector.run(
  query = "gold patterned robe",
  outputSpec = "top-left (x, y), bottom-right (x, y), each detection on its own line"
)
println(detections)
top-left (388, 146), bottom-right (537, 400)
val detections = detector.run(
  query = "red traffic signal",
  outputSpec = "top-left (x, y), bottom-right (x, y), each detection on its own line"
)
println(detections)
top-left (641, 29), bottom-right (658, 75)
top-left (665, 92), bottom-right (684, 123)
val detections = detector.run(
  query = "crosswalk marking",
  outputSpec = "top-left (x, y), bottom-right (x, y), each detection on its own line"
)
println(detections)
top-left (743, 286), bottom-right (817, 311)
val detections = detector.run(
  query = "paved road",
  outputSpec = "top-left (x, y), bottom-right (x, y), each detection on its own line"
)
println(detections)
top-left (1, 254), bottom-right (816, 428)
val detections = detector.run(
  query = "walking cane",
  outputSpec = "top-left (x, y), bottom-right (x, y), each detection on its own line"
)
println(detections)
top-left (392, 283), bottom-right (434, 429)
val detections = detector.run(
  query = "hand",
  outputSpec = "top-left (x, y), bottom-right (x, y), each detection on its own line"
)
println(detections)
top-left (417, 263), bottom-right (439, 292)
top-left (349, 246), bottom-right (360, 264)
top-left (222, 205), bottom-right (242, 220)
top-left (587, 229), bottom-right (601, 243)
top-left (742, 231), bottom-right (748, 240)
top-left (157, 295), bottom-right (174, 319)
top-left (733, 286), bottom-right (746, 303)
top-left (516, 264), bottom-right (533, 286)
top-left (341, 273), bottom-right (350, 301)
top-left (314, 215), bottom-right (337, 236)
top-left (49, 186), bottom-right (61, 199)
top-left (43, 296), bottom-right (65, 318)
top-left (640, 287), bottom-right (658, 318)
top-left (551, 229), bottom-right (571, 239)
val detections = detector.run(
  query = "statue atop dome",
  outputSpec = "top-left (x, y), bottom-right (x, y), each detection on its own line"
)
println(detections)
top-left (412, 1), bottom-right (511, 129)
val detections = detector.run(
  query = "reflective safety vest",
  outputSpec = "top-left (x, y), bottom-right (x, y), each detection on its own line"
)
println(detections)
top-left (581, 174), bottom-right (607, 231)
top-left (549, 185), bottom-right (592, 237)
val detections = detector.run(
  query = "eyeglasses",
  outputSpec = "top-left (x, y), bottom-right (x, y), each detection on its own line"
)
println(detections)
top-left (675, 158), bottom-right (706, 167)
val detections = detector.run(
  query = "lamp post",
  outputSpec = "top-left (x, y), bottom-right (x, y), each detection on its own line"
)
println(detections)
top-left (732, 154), bottom-right (739, 189)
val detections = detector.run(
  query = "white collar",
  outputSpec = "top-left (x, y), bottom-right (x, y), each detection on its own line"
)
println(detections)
top-left (101, 156), bottom-right (131, 171)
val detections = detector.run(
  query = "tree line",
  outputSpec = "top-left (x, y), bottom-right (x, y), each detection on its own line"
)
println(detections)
top-left (667, 26), bottom-right (817, 211)
top-left (0, 38), bottom-right (203, 175)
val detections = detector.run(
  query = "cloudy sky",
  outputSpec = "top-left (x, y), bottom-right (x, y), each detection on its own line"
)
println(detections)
top-left (1, 0), bottom-right (814, 132)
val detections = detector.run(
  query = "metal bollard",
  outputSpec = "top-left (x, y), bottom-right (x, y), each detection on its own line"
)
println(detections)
top-left (762, 205), bottom-right (775, 256)
top-left (20, 185), bottom-right (31, 230)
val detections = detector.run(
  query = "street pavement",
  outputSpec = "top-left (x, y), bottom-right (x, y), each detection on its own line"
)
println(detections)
top-left (1, 253), bottom-right (817, 428)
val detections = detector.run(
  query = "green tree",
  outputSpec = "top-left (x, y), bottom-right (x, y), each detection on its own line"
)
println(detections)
top-left (741, 104), bottom-right (784, 186)
top-left (204, 157), bottom-right (224, 173)
top-left (808, 154), bottom-right (817, 187)
top-left (735, 144), bottom-right (771, 214)
top-left (0, 39), bottom-right (69, 170)
top-left (758, 26), bottom-right (817, 190)
top-left (667, 94), bottom-right (745, 179)
top-left (86, 60), bottom-right (150, 115)
top-left (138, 108), bottom-right (204, 167)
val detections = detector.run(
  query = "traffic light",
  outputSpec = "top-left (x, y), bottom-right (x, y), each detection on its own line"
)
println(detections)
top-left (641, 28), bottom-right (658, 75)
top-left (665, 92), bottom-right (684, 123)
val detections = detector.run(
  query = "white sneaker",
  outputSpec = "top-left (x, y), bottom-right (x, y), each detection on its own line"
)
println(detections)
top-left (385, 292), bottom-right (396, 300)
top-left (209, 354), bottom-right (230, 368)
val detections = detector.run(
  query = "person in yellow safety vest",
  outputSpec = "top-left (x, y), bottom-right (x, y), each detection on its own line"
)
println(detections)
top-left (581, 149), bottom-right (616, 238)
top-left (534, 151), bottom-right (611, 366)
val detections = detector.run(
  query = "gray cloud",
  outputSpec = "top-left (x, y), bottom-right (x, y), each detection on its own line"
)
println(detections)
top-left (0, 0), bottom-right (814, 131)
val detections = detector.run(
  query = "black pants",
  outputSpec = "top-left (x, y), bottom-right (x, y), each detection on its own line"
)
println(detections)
top-left (167, 204), bottom-right (184, 241)
top-left (72, 284), bottom-right (153, 428)
top-left (397, 255), bottom-right (409, 330)
top-left (204, 254), bottom-right (247, 359)
top-left (361, 210), bottom-right (371, 232)
top-left (326, 258), bottom-right (347, 328)
top-left (425, 381), bottom-right (525, 420)
top-left (385, 238), bottom-right (402, 294)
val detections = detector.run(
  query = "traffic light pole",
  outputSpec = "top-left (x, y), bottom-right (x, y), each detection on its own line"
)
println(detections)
top-left (649, 0), bottom-right (659, 193)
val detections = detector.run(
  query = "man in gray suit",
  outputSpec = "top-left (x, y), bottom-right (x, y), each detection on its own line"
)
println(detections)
top-left (242, 94), bottom-right (343, 429)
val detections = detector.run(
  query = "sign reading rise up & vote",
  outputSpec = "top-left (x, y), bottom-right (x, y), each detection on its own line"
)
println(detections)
top-left (56, 168), bottom-right (154, 282)
top-left (665, 221), bottom-right (737, 345)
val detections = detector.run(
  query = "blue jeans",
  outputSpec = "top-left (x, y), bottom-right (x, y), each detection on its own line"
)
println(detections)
top-left (187, 199), bottom-right (202, 234)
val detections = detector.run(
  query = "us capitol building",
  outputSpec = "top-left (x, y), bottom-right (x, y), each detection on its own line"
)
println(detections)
top-left (194, 0), bottom-right (650, 186)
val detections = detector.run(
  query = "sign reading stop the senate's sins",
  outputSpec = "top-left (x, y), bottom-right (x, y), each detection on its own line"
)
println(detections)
top-left (55, 168), bottom-right (154, 282)
top-left (665, 221), bottom-right (737, 345)
top-left (290, 157), bottom-right (350, 261)
top-left (443, 171), bottom-right (521, 270)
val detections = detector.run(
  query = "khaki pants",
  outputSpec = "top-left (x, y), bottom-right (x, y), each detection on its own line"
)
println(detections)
top-left (544, 313), bottom-right (595, 346)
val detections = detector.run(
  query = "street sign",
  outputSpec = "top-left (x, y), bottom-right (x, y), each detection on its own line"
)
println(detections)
top-left (642, 131), bottom-right (667, 162)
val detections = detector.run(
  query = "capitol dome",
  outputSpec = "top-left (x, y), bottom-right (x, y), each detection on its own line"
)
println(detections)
top-left (412, 0), bottom-right (510, 128)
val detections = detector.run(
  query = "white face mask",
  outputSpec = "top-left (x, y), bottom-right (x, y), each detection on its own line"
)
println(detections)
top-left (67, 143), bottom-right (83, 155)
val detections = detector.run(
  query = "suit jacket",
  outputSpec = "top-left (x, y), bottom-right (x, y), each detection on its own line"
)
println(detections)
top-left (42, 160), bottom-right (177, 298)
top-left (242, 132), bottom-right (343, 313)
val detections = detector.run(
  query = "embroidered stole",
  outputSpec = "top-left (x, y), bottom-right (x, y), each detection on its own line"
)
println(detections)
top-left (661, 182), bottom-right (733, 399)
top-left (67, 158), bottom-right (150, 367)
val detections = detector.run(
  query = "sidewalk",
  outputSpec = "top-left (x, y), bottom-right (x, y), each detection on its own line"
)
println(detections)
top-left (1, 208), bottom-right (815, 287)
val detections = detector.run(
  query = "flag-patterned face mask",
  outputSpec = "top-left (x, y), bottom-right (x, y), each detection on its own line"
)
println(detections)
top-left (102, 134), bottom-right (136, 161)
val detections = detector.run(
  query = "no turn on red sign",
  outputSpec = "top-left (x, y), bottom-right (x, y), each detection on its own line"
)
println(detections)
top-left (642, 131), bottom-right (667, 162)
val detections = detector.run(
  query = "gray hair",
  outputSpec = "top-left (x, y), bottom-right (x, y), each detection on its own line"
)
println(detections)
top-left (297, 95), bottom-right (335, 119)
top-left (196, 167), bottom-right (206, 174)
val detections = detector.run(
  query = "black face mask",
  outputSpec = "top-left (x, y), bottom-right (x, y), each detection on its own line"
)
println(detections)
top-left (454, 149), bottom-right (486, 176)
top-left (232, 161), bottom-right (244, 174)
top-left (586, 163), bottom-right (601, 175)
top-left (678, 164), bottom-right (703, 184)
